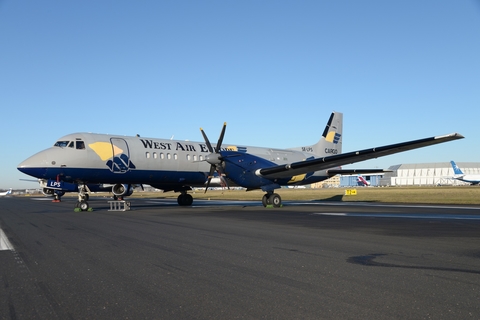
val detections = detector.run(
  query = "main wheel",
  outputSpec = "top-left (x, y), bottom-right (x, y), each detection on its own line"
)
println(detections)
top-left (184, 194), bottom-right (193, 206)
top-left (262, 194), bottom-right (269, 207)
top-left (177, 194), bottom-right (193, 206)
top-left (270, 193), bottom-right (282, 207)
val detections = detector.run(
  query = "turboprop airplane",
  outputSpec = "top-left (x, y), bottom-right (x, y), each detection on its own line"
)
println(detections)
top-left (0, 188), bottom-right (12, 196)
top-left (450, 161), bottom-right (480, 185)
top-left (17, 112), bottom-right (464, 210)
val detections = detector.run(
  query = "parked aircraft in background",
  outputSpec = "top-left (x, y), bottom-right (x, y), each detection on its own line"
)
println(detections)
top-left (0, 188), bottom-right (12, 196)
top-left (17, 111), bottom-right (464, 210)
top-left (357, 176), bottom-right (370, 186)
top-left (450, 161), bottom-right (480, 185)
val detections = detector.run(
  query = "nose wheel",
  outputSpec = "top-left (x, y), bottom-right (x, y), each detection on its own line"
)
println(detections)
top-left (76, 200), bottom-right (90, 211)
top-left (75, 185), bottom-right (92, 211)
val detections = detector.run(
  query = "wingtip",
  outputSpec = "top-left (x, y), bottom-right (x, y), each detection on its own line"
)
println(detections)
top-left (435, 133), bottom-right (465, 140)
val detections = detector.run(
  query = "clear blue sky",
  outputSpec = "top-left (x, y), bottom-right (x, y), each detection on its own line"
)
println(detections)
top-left (1, 1), bottom-right (479, 190)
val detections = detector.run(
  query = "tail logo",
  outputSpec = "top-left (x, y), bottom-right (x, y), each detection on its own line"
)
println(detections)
top-left (325, 131), bottom-right (341, 144)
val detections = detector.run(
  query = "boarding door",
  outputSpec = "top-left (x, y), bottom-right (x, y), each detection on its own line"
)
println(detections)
top-left (109, 138), bottom-right (132, 173)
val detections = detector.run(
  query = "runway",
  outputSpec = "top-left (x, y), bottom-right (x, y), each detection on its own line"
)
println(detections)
top-left (1, 196), bottom-right (480, 319)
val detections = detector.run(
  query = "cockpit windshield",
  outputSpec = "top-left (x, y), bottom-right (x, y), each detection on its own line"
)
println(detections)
top-left (54, 141), bottom-right (70, 148)
top-left (54, 140), bottom-right (86, 149)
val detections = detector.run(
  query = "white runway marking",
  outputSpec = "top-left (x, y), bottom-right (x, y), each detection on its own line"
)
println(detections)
top-left (291, 201), bottom-right (480, 211)
top-left (313, 212), bottom-right (480, 220)
top-left (0, 228), bottom-right (14, 251)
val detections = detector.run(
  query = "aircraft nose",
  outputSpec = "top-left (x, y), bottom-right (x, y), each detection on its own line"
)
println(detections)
top-left (17, 150), bottom-right (55, 178)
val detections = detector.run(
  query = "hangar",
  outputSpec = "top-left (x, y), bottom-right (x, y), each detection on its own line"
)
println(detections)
top-left (338, 162), bottom-right (480, 187)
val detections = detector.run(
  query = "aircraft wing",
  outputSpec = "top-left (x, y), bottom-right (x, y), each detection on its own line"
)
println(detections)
top-left (257, 133), bottom-right (464, 179)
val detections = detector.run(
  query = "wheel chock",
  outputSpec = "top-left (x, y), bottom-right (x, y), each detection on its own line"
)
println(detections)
top-left (265, 204), bottom-right (283, 208)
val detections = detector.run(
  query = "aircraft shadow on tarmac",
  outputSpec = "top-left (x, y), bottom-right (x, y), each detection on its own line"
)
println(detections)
top-left (348, 253), bottom-right (480, 275)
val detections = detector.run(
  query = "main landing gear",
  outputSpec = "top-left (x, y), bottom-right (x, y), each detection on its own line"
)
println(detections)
top-left (177, 192), bottom-right (193, 206)
top-left (262, 191), bottom-right (282, 208)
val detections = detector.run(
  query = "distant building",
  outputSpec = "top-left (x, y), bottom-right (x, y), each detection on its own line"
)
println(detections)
top-left (311, 175), bottom-right (340, 188)
top-left (332, 162), bottom-right (480, 187)
top-left (379, 162), bottom-right (480, 186)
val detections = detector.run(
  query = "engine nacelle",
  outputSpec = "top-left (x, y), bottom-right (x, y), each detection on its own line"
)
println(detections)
top-left (112, 184), bottom-right (134, 197)
top-left (42, 188), bottom-right (55, 196)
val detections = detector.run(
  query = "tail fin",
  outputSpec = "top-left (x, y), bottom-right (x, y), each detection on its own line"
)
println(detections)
top-left (450, 161), bottom-right (464, 175)
top-left (313, 112), bottom-right (343, 156)
top-left (289, 111), bottom-right (343, 156)
top-left (357, 175), bottom-right (370, 186)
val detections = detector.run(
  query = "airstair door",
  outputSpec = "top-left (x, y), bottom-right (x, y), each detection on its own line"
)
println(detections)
top-left (109, 138), bottom-right (133, 173)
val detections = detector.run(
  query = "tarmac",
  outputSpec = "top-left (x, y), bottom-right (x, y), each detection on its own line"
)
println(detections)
top-left (1, 196), bottom-right (480, 319)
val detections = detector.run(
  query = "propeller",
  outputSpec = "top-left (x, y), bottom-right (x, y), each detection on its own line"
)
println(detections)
top-left (200, 122), bottom-right (229, 193)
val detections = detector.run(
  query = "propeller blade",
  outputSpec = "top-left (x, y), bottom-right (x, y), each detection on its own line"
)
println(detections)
top-left (201, 122), bottom-right (228, 193)
top-left (200, 127), bottom-right (214, 153)
top-left (215, 122), bottom-right (227, 153)
top-left (204, 165), bottom-right (216, 193)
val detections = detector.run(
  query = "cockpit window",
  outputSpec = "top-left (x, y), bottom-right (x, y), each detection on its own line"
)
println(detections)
top-left (54, 141), bottom-right (70, 148)
top-left (76, 141), bottom-right (85, 149)
top-left (68, 141), bottom-right (74, 148)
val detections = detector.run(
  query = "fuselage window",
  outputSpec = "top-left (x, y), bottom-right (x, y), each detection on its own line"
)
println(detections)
top-left (167, 153), bottom-right (171, 160)
top-left (199, 155), bottom-right (204, 161)
top-left (54, 141), bottom-right (70, 148)
top-left (153, 152), bottom-right (158, 159)
top-left (76, 141), bottom-right (85, 149)
top-left (187, 154), bottom-right (191, 161)
top-left (146, 152), bottom-right (150, 159)
top-left (193, 155), bottom-right (197, 162)
top-left (160, 153), bottom-right (165, 160)
top-left (174, 153), bottom-right (178, 160)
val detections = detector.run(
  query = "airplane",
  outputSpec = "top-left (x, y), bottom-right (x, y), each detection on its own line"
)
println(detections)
top-left (0, 188), bottom-right (13, 196)
top-left (357, 175), bottom-right (370, 186)
top-left (450, 161), bottom-right (480, 185)
top-left (17, 112), bottom-right (464, 210)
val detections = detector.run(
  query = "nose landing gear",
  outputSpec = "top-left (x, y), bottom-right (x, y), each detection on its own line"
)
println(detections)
top-left (75, 185), bottom-right (92, 212)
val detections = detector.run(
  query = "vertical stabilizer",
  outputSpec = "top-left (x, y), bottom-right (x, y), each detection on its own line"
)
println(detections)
top-left (288, 111), bottom-right (343, 157)
top-left (313, 112), bottom-right (343, 156)
top-left (357, 175), bottom-right (370, 186)
top-left (450, 161), bottom-right (464, 176)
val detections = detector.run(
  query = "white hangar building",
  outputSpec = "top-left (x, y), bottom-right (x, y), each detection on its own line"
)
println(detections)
top-left (378, 162), bottom-right (480, 186)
